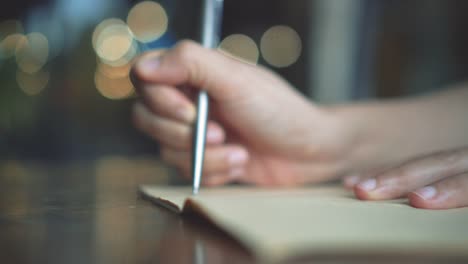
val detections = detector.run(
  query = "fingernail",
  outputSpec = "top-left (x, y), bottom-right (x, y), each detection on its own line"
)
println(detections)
top-left (413, 186), bottom-right (437, 200)
top-left (228, 150), bottom-right (248, 166)
top-left (176, 106), bottom-right (196, 123)
top-left (206, 128), bottom-right (223, 142)
top-left (139, 57), bottom-right (161, 76)
top-left (357, 178), bottom-right (377, 192)
top-left (230, 168), bottom-right (245, 178)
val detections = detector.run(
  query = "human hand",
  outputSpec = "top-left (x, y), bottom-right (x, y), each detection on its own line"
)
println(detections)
top-left (344, 147), bottom-right (468, 209)
top-left (131, 40), bottom-right (354, 187)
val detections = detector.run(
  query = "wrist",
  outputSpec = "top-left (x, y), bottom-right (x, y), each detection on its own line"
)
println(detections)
top-left (321, 104), bottom-right (377, 176)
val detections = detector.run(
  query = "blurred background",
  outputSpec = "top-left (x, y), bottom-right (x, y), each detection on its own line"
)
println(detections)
top-left (2, 1), bottom-right (468, 263)
top-left (1, 0), bottom-right (468, 180)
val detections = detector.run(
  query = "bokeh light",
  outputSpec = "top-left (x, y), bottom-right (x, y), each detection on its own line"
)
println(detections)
top-left (0, 20), bottom-right (25, 59)
top-left (92, 18), bottom-right (137, 67)
top-left (97, 61), bottom-right (132, 79)
top-left (92, 19), bottom-right (126, 51)
top-left (15, 32), bottom-right (49, 74)
top-left (95, 62), bottom-right (135, 100)
top-left (219, 34), bottom-right (259, 65)
top-left (260, 25), bottom-right (302, 68)
top-left (127, 1), bottom-right (168, 43)
top-left (16, 69), bottom-right (49, 96)
top-left (95, 25), bottom-right (134, 65)
top-left (0, 33), bottom-right (27, 59)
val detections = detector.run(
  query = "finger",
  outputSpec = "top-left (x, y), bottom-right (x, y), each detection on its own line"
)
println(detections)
top-left (133, 103), bottom-right (190, 149)
top-left (130, 49), bottom-right (167, 87)
top-left (343, 174), bottom-right (362, 189)
top-left (140, 84), bottom-right (196, 124)
top-left (133, 40), bottom-right (255, 102)
top-left (133, 103), bottom-right (225, 149)
top-left (354, 149), bottom-right (468, 200)
top-left (343, 168), bottom-right (390, 189)
top-left (161, 145), bottom-right (249, 175)
top-left (408, 173), bottom-right (468, 209)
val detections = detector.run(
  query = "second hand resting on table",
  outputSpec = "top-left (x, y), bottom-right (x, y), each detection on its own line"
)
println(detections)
top-left (131, 40), bottom-right (468, 210)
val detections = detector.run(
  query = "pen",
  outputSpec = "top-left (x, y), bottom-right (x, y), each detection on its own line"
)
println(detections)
top-left (192, 0), bottom-right (224, 195)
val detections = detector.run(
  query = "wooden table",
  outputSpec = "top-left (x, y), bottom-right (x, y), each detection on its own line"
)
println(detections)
top-left (0, 159), bottom-right (463, 264)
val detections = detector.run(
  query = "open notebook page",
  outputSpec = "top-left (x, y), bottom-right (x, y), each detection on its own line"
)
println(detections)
top-left (140, 185), bottom-right (468, 263)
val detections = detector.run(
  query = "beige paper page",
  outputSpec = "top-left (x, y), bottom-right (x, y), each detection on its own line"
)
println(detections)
top-left (140, 185), bottom-right (468, 262)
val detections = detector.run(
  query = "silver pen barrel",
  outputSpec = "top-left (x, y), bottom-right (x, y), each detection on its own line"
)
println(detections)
top-left (192, 0), bottom-right (224, 195)
top-left (201, 0), bottom-right (224, 48)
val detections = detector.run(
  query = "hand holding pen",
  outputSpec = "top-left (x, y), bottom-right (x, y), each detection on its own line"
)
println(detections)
top-left (131, 37), bottom-right (342, 189)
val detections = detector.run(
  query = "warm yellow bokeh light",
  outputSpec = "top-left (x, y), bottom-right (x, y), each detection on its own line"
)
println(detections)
top-left (0, 33), bottom-right (27, 59)
top-left (95, 23), bottom-right (134, 65)
top-left (92, 18), bottom-right (138, 66)
top-left (127, 1), bottom-right (168, 43)
top-left (95, 69), bottom-right (135, 100)
top-left (0, 20), bottom-right (24, 59)
top-left (104, 40), bottom-right (138, 67)
top-left (15, 32), bottom-right (49, 74)
top-left (98, 61), bottom-right (132, 79)
top-left (16, 69), bottom-right (50, 96)
top-left (219, 34), bottom-right (259, 65)
top-left (260, 25), bottom-right (302, 68)
top-left (92, 18), bottom-right (126, 51)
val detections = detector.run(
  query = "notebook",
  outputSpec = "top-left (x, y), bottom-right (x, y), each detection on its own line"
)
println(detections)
top-left (140, 184), bottom-right (468, 263)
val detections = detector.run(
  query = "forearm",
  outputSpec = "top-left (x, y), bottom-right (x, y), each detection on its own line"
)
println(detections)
top-left (334, 85), bottom-right (468, 172)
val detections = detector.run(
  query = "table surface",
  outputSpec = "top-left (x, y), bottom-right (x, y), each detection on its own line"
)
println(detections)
top-left (0, 159), bottom-right (466, 264)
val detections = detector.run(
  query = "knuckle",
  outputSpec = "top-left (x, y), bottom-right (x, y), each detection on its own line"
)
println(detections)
top-left (158, 87), bottom-right (180, 108)
top-left (173, 40), bottom-right (206, 86)
top-left (174, 127), bottom-right (191, 148)
top-left (377, 168), bottom-right (410, 192)
top-left (146, 86), bottom-right (167, 106)
top-left (144, 87), bottom-right (181, 118)
top-left (174, 40), bottom-right (198, 61)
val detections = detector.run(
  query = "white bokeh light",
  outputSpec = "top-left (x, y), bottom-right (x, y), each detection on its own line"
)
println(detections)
top-left (127, 1), bottom-right (168, 43)
top-left (260, 25), bottom-right (302, 68)
top-left (219, 34), bottom-right (259, 65)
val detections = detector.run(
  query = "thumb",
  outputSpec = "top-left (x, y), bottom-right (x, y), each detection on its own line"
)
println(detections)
top-left (132, 40), bottom-right (251, 101)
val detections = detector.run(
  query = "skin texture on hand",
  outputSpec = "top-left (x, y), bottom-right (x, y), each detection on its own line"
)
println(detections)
top-left (332, 87), bottom-right (468, 174)
top-left (344, 147), bottom-right (468, 209)
top-left (131, 40), bottom-right (354, 187)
